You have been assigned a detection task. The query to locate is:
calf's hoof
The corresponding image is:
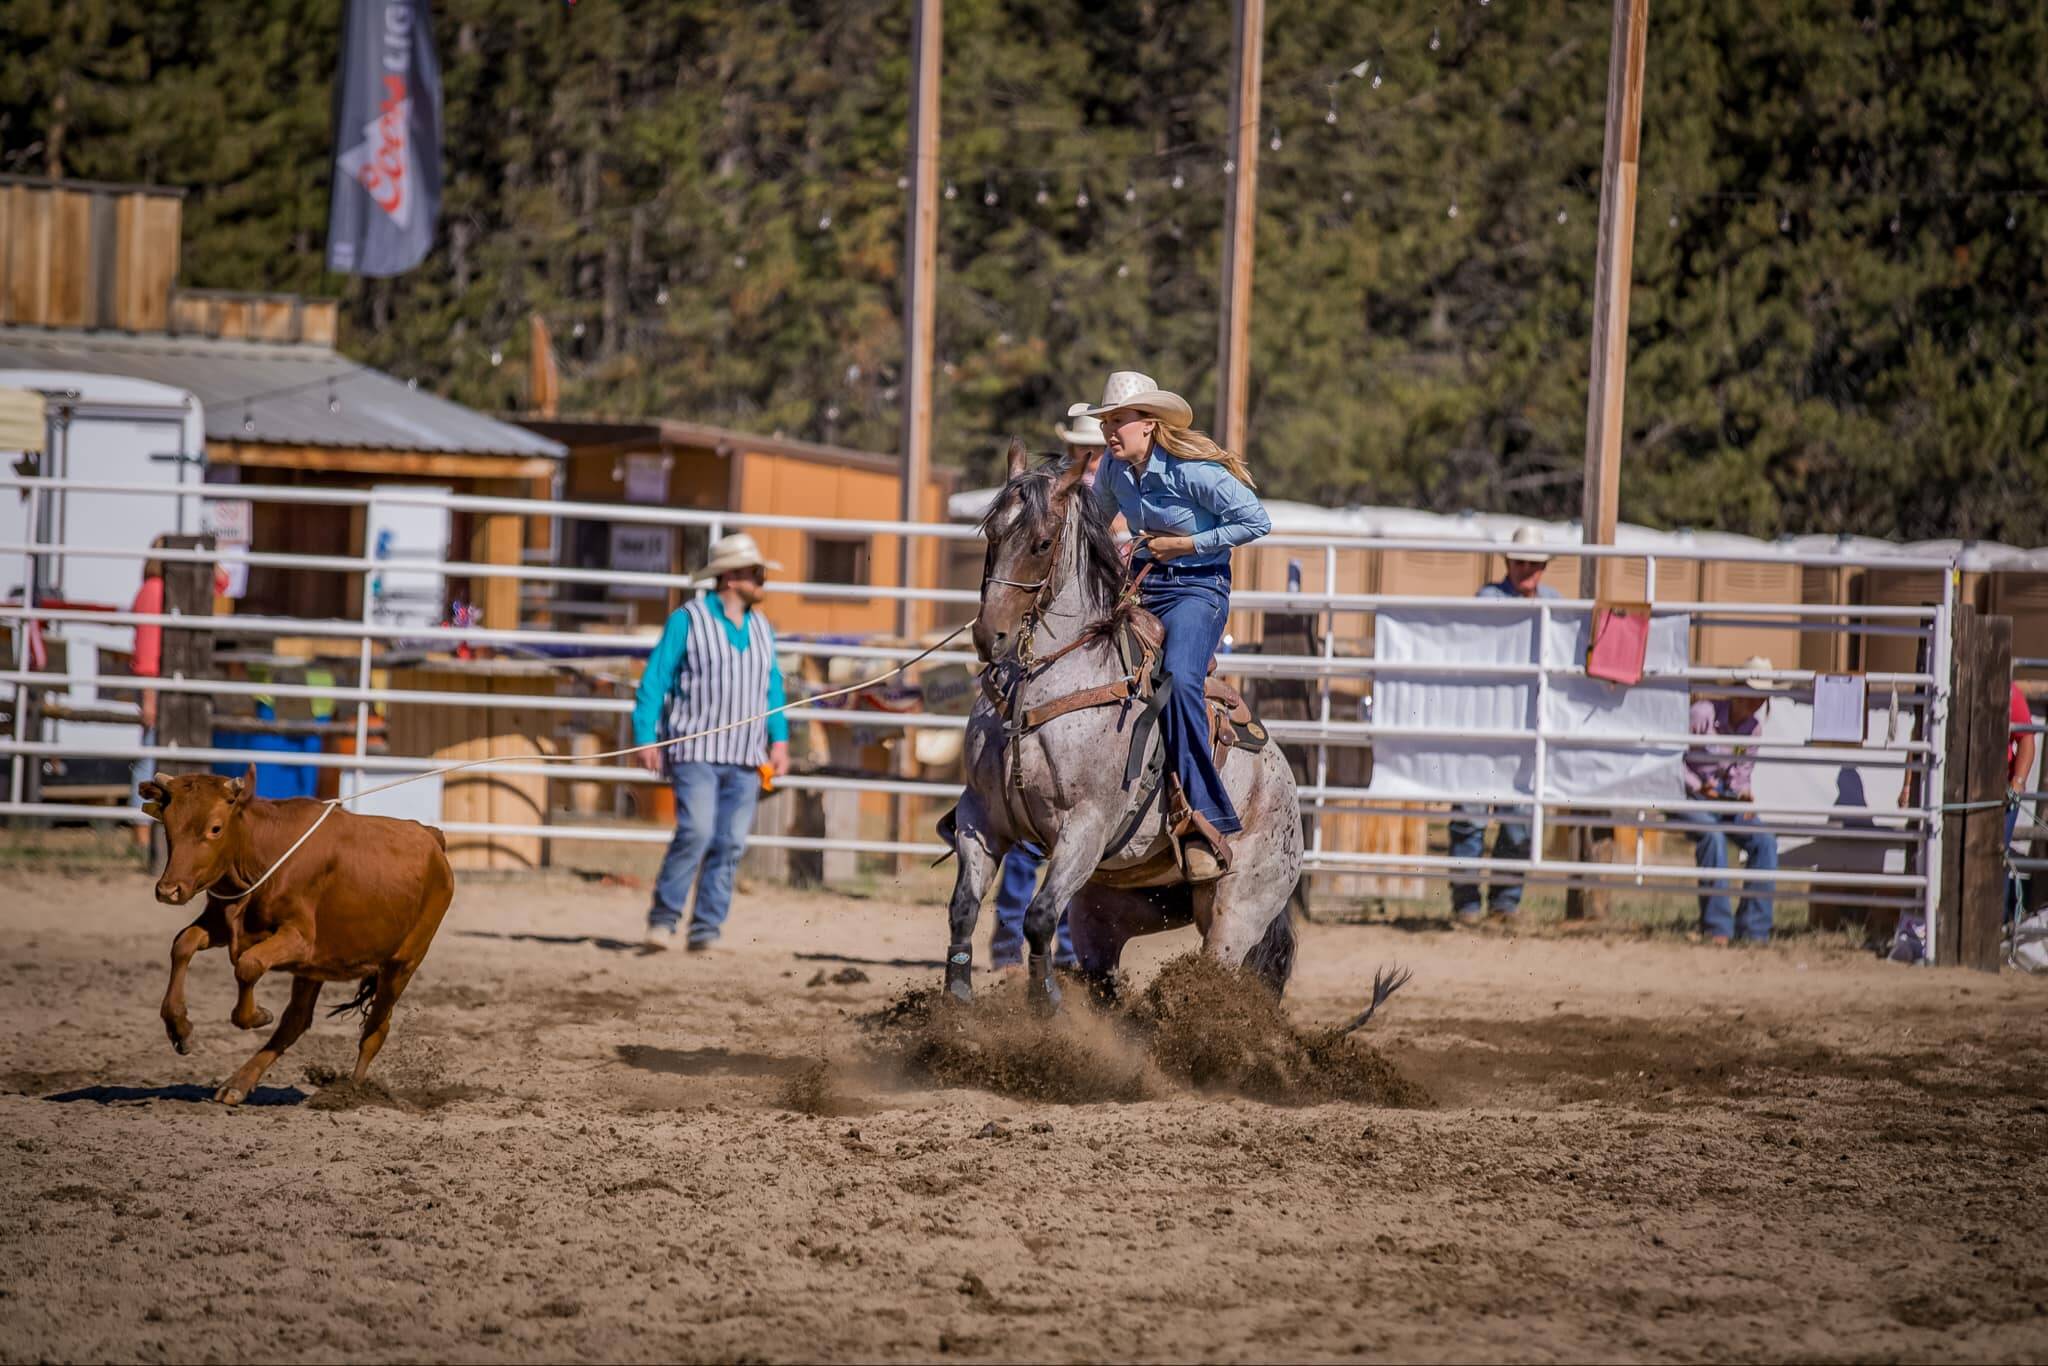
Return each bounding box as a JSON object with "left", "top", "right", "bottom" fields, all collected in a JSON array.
[
  {"left": 213, "top": 1084, "right": 247, "bottom": 1107},
  {"left": 232, "top": 1007, "right": 274, "bottom": 1031},
  {"left": 163, "top": 1015, "right": 194, "bottom": 1054}
]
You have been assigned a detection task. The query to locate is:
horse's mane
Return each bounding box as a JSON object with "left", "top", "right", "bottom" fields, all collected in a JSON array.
[{"left": 977, "top": 456, "right": 1126, "bottom": 613}]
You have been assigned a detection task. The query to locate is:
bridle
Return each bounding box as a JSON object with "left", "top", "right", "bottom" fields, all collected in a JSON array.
[{"left": 981, "top": 497, "right": 1073, "bottom": 671}]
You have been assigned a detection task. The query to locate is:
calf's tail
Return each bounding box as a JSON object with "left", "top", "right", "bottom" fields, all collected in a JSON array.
[{"left": 326, "top": 976, "right": 378, "bottom": 1019}]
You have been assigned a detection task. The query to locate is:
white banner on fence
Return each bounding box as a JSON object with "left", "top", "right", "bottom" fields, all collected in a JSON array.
[{"left": 1371, "top": 606, "right": 1691, "bottom": 802}]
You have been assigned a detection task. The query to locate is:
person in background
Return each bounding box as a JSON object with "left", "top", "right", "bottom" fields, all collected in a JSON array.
[
  {"left": 633, "top": 532, "right": 791, "bottom": 953},
  {"left": 2007, "top": 681, "right": 2036, "bottom": 918},
  {"left": 1447, "top": 526, "right": 1560, "bottom": 926},
  {"left": 1678, "top": 655, "right": 1783, "bottom": 945},
  {"left": 987, "top": 403, "right": 1108, "bottom": 971}
]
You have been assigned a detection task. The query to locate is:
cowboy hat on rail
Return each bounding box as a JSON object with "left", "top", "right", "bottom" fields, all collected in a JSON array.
[
  {"left": 1076, "top": 371, "right": 1195, "bottom": 427},
  {"left": 694, "top": 531, "right": 783, "bottom": 583},
  {"left": 1055, "top": 402, "right": 1107, "bottom": 448}
]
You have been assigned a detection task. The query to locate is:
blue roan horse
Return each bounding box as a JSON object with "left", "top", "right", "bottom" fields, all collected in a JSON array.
[{"left": 940, "top": 441, "right": 1303, "bottom": 1009}]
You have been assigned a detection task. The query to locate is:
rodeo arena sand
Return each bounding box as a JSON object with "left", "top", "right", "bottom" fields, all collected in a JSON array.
[{"left": 4, "top": 865, "right": 2047, "bottom": 1364}]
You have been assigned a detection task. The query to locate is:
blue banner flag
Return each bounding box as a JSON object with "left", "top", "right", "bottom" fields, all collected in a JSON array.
[{"left": 325, "top": 0, "right": 443, "bottom": 277}]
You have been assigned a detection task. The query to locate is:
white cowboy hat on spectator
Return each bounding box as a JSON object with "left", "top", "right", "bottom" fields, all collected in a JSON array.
[
  {"left": 1740, "top": 654, "right": 1791, "bottom": 691},
  {"left": 1076, "top": 371, "right": 1195, "bottom": 427},
  {"left": 1504, "top": 525, "right": 1554, "bottom": 564},
  {"left": 695, "top": 531, "right": 782, "bottom": 583},
  {"left": 1055, "top": 402, "right": 1107, "bottom": 447}
]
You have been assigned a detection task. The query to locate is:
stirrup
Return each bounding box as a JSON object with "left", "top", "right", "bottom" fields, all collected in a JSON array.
[{"left": 1167, "top": 785, "right": 1233, "bottom": 883}]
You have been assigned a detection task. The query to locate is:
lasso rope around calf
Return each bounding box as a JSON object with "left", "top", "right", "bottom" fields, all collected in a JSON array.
[{"left": 225, "top": 621, "right": 975, "bottom": 900}]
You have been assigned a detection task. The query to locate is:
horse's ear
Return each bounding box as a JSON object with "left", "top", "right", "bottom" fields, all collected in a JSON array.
[
  {"left": 1052, "top": 448, "right": 1089, "bottom": 499},
  {"left": 1005, "top": 438, "right": 1030, "bottom": 480}
]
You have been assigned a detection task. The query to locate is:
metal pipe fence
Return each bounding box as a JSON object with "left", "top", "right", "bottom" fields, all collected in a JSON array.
[{"left": 0, "top": 473, "right": 1958, "bottom": 943}]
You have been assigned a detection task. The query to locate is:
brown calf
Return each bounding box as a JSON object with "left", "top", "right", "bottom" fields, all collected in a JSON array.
[{"left": 139, "top": 766, "right": 455, "bottom": 1105}]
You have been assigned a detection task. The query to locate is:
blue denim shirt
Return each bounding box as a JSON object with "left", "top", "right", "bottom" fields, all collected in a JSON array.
[{"left": 1092, "top": 446, "right": 1272, "bottom": 570}]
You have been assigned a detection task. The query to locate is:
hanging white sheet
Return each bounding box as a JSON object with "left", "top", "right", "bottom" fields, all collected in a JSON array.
[{"left": 1371, "top": 605, "right": 1691, "bottom": 803}]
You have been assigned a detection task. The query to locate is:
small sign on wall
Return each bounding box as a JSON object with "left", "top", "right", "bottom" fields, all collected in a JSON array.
[
  {"left": 624, "top": 453, "right": 670, "bottom": 504},
  {"left": 609, "top": 522, "right": 673, "bottom": 598},
  {"left": 205, "top": 498, "right": 253, "bottom": 599}
]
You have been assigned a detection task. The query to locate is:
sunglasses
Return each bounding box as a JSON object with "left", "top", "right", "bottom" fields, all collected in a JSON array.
[{"left": 726, "top": 566, "right": 767, "bottom": 584}]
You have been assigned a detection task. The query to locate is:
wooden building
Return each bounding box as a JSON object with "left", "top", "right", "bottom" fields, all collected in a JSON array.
[
  {"left": 520, "top": 416, "right": 958, "bottom": 637},
  {"left": 0, "top": 174, "right": 565, "bottom": 628}
]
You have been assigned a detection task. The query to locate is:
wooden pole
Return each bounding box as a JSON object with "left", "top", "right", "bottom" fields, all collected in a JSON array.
[
  {"left": 1958, "top": 612, "right": 2013, "bottom": 971},
  {"left": 1214, "top": 0, "right": 1265, "bottom": 455},
  {"left": 1577, "top": 0, "right": 1649, "bottom": 600},
  {"left": 1564, "top": 0, "right": 1647, "bottom": 922},
  {"left": 896, "top": 0, "right": 942, "bottom": 641}
]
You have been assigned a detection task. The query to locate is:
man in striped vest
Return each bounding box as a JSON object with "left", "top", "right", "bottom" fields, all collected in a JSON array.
[{"left": 633, "top": 532, "right": 791, "bottom": 951}]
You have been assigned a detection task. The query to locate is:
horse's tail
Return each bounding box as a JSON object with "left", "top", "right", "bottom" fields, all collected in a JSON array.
[
  {"left": 1244, "top": 891, "right": 1299, "bottom": 997},
  {"left": 325, "top": 976, "right": 377, "bottom": 1019}
]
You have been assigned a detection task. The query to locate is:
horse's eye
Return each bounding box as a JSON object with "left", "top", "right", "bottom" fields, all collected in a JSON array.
[{"left": 1035, "top": 538, "right": 1053, "bottom": 553}]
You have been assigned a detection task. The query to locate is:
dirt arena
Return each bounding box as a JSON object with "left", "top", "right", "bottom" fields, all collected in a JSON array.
[{"left": 4, "top": 865, "right": 2048, "bottom": 1364}]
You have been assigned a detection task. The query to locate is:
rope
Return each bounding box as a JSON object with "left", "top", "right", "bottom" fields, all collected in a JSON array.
[{"left": 223, "top": 622, "right": 975, "bottom": 900}]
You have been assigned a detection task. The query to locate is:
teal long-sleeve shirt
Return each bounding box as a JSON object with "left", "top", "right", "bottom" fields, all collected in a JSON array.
[{"left": 632, "top": 595, "right": 790, "bottom": 747}]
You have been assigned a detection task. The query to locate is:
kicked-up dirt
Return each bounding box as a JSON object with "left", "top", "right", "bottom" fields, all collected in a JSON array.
[{"left": 2, "top": 867, "right": 2046, "bottom": 1362}]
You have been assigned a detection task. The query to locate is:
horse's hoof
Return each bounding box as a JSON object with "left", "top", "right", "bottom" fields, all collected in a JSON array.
[
  {"left": 945, "top": 978, "right": 974, "bottom": 1006},
  {"left": 1027, "top": 957, "right": 1063, "bottom": 1015}
]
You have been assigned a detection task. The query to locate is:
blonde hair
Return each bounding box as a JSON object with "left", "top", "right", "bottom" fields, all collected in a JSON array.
[{"left": 1152, "top": 421, "right": 1257, "bottom": 489}]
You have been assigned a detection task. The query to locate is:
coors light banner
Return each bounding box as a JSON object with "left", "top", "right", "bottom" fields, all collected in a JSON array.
[{"left": 324, "top": 0, "right": 443, "bottom": 277}]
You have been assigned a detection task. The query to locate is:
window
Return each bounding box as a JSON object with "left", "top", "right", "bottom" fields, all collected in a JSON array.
[{"left": 809, "top": 535, "right": 870, "bottom": 588}]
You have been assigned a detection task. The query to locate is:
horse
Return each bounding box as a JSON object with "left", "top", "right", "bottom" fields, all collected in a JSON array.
[{"left": 939, "top": 440, "right": 1304, "bottom": 1010}]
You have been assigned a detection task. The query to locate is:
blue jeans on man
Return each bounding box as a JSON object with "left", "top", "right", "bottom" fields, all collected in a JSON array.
[
  {"left": 649, "top": 761, "right": 761, "bottom": 946},
  {"left": 989, "top": 843, "right": 1076, "bottom": 969},
  {"left": 1674, "top": 808, "right": 1777, "bottom": 941},
  {"left": 1448, "top": 805, "right": 1531, "bottom": 916}
]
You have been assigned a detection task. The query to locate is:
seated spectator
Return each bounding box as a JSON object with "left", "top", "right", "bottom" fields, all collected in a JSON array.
[
  {"left": 1677, "top": 656, "right": 1781, "bottom": 944},
  {"left": 2008, "top": 681, "right": 2036, "bottom": 919}
]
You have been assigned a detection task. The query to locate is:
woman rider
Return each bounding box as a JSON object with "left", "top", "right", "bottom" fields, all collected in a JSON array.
[{"left": 1077, "top": 371, "right": 1272, "bottom": 881}]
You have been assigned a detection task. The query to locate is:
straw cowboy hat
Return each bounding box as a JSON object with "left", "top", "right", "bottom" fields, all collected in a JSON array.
[
  {"left": 1077, "top": 371, "right": 1195, "bottom": 427},
  {"left": 1740, "top": 654, "right": 1791, "bottom": 691},
  {"left": 694, "top": 531, "right": 782, "bottom": 583},
  {"left": 1054, "top": 402, "right": 1107, "bottom": 448},
  {"left": 1504, "top": 525, "right": 1554, "bottom": 565}
]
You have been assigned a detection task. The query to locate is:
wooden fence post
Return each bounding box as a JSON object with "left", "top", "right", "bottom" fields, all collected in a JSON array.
[
  {"left": 1958, "top": 613, "right": 2012, "bottom": 971},
  {"left": 156, "top": 534, "right": 216, "bottom": 778},
  {"left": 1936, "top": 604, "right": 1974, "bottom": 966}
]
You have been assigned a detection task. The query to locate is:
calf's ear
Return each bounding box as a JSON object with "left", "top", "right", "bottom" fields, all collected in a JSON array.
[
  {"left": 137, "top": 778, "right": 168, "bottom": 820},
  {"left": 230, "top": 762, "right": 257, "bottom": 806}
]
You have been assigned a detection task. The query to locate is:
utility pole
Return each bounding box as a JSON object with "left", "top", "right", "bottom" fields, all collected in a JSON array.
[
  {"left": 1567, "top": 0, "right": 1649, "bottom": 923},
  {"left": 1577, "top": 0, "right": 1649, "bottom": 600},
  {"left": 897, "top": 0, "right": 942, "bottom": 639},
  {"left": 1215, "top": 0, "right": 1265, "bottom": 455}
]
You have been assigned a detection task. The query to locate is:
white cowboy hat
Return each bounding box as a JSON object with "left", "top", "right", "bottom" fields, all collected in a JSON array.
[
  {"left": 695, "top": 531, "right": 782, "bottom": 583},
  {"left": 1076, "top": 371, "right": 1195, "bottom": 427},
  {"left": 1740, "top": 655, "right": 1791, "bottom": 691},
  {"left": 1504, "top": 526, "right": 1554, "bottom": 565},
  {"left": 1054, "top": 402, "right": 1107, "bottom": 448}
]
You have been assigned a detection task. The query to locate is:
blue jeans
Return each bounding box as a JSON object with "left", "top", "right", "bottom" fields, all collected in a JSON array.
[
  {"left": 989, "top": 844, "right": 1075, "bottom": 968},
  {"left": 1140, "top": 566, "right": 1240, "bottom": 834},
  {"left": 1448, "top": 805, "right": 1531, "bottom": 914},
  {"left": 649, "top": 761, "right": 761, "bottom": 944},
  {"left": 1675, "top": 809, "right": 1777, "bottom": 941}
]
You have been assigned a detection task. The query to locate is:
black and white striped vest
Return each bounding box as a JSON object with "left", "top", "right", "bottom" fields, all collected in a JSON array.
[{"left": 659, "top": 596, "right": 776, "bottom": 767}]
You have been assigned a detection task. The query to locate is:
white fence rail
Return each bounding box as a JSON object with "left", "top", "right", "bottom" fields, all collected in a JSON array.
[{"left": 0, "top": 474, "right": 1961, "bottom": 949}]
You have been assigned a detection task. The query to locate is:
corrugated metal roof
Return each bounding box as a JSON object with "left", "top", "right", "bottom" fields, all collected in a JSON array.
[{"left": 0, "top": 327, "right": 563, "bottom": 459}]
